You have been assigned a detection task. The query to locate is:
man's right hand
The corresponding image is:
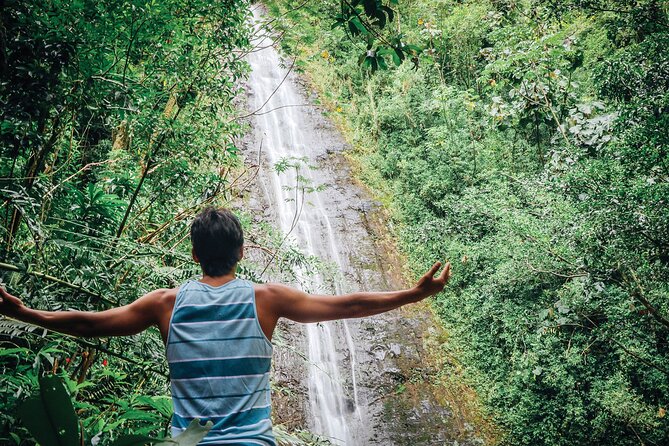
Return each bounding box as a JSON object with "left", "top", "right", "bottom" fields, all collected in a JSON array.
[
  {"left": 0, "top": 286, "right": 26, "bottom": 318},
  {"left": 413, "top": 261, "right": 452, "bottom": 299}
]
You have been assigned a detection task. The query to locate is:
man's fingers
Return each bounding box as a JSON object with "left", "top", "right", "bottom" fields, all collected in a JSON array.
[
  {"left": 425, "top": 261, "right": 442, "bottom": 278},
  {"left": 439, "top": 262, "right": 451, "bottom": 281},
  {"left": 0, "top": 288, "right": 20, "bottom": 305}
]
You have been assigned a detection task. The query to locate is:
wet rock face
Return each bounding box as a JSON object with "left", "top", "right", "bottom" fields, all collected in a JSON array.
[
  {"left": 352, "top": 309, "right": 489, "bottom": 446},
  {"left": 271, "top": 320, "right": 308, "bottom": 431},
  {"left": 360, "top": 315, "right": 449, "bottom": 444}
]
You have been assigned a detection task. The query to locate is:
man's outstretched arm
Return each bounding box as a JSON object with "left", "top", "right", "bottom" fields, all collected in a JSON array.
[
  {"left": 257, "top": 261, "right": 451, "bottom": 324},
  {"left": 0, "top": 287, "right": 169, "bottom": 338}
]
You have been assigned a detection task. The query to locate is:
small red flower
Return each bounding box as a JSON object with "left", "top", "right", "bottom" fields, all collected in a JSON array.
[
  {"left": 102, "top": 359, "right": 108, "bottom": 367},
  {"left": 65, "top": 357, "right": 71, "bottom": 364}
]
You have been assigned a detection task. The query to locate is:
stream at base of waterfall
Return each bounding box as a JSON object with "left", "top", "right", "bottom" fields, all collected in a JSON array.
[{"left": 239, "top": 5, "right": 482, "bottom": 445}]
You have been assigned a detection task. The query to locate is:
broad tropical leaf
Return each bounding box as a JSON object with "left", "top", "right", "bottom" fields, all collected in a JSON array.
[{"left": 17, "top": 375, "right": 80, "bottom": 446}]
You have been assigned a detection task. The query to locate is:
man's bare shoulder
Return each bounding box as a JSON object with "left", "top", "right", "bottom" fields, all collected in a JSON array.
[
  {"left": 157, "top": 287, "right": 179, "bottom": 304},
  {"left": 253, "top": 283, "right": 298, "bottom": 297},
  {"left": 253, "top": 283, "right": 303, "bottom": 309},
  {"left": 140, "top": 287, "right": 178, "bottom": 300},
  {"left": 137, "top": 287, "right": 179, "bottom": 312},
  {"left": 253, "top": 283, "right": 305, "bottom": 326}
]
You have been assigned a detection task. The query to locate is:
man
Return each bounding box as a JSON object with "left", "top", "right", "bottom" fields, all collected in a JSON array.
[{"left": 0, "top": 207, "right": 451, "bottom": 445}]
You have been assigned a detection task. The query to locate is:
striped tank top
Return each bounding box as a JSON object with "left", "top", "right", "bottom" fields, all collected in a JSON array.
[{"left": 166, "top": 279, "right": 276, "bottom": 446}]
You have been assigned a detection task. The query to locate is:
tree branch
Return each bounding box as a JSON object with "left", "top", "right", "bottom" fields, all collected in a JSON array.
[
  {"left": 0, "top": 262, "right": 115, "bottom": 306},
  {"left": 624, "top": 268, "right": 669, "bottom": 331}
]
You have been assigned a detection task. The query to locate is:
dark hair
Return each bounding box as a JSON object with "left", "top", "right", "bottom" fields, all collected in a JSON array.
[{"left": 190, "top": 207, "right": 244, "bottom": 276}]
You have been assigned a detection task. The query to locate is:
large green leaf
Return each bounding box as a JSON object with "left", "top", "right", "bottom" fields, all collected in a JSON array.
[
  {"left": 154, "top": 419, "right": 213, "bottom": 446},
  {"left": 119, "top": 409, "right": 161, "bottom": 422},
  {"left": 135, "top": 395, "right": 173, "bottom": 418},
  {"left": 111, "top": 419, "right": 213, "bottom": 446},
  {"left": 17, "top": 375, "right": 80, "bottom": 446}
]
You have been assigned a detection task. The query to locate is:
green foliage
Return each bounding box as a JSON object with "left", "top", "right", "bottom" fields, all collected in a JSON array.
[
  {"left": 266, "top": 0, "right": 669, "bottom": 444},
  {"left": 273, "top": 426, "right": 333, "bottom": 445},
  {"left": 331, "top": 0, "right": 422, "bottom": 71},
  {"left": 15, "top": 373, "right": 211, "bottom": 446},
  {"left": 18, "top": 375, "right": 80, "bottom": 446},
  {"left": 0, "top": 0, "right": 324, "bottom": 444}
]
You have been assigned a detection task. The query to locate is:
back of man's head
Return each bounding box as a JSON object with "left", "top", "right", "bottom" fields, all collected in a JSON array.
[{"left": 191, "top": 207, "right": 244, "bottom": 277}]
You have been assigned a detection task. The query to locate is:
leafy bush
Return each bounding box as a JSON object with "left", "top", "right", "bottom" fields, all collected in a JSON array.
[
  {"left": 265, "top": 0, "right": 669, "bottom": 444},
  {"left": 0, "top": 0, "right": 324, "bottom": 444}
]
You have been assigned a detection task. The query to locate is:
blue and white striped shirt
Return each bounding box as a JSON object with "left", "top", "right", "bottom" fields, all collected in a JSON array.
[{"left": 166, "top": 279, "right": 276, "bottom": 446}]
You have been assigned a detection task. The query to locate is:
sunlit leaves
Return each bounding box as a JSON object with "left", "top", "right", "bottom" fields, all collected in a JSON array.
[{"left": 331, "top": 0, "right": 421, "bottom": 71}]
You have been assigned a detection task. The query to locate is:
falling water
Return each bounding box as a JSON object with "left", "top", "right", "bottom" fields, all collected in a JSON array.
[{"left": 243, "top": 7, "right": 362, "bottom": 445}]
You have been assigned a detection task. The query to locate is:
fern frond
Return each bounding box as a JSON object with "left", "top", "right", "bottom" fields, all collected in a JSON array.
[{"left": 0, "top": 317, "right": 46, "bottom": 339}]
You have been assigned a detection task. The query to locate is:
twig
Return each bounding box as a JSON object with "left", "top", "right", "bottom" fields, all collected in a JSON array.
[
  {"left": 252, "top": 103, "right": 323, "bottom": 116},
  {"left": 246, "top": 244, "right": 278, "bottom": 256},
  {"left": 44, "top": 160, "right": 113, "bottom": 197},
  {"left": 582, "top": 314, "right": 669, "bottom": 376},
  {"left": 231, "top": 57, "right": 297, "bottom": 121},
  {"left": 610, "top": 337, "right": 669, "bottom": 376},
  {"left": 524, "top": 233, "right": 581, "bottom": 269},
  {"left": 260, "top": 164, "right": 307, "bottom": 277},
  {"left": 525, "top": 261, "right": 589, "bottom": 279},
  {"left": 341, "top": 0, "right": 394, "bottom": 48},
  {"left": 74, "top": 337, "right": 169, "bottom": 378}
]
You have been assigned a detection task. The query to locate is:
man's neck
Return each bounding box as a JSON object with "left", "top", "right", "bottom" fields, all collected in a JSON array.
[{"left": 198, "top": 272, "right": 237, "bottom": 287}]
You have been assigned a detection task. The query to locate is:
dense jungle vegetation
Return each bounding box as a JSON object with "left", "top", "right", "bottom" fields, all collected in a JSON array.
[
  {"left": 0, "top": 1, "right": 324, "bottom": 444},
  {"left": 264, "top": 0, "right": 669, "bottom": 445},
  {"left": 1, "top": 0, "right": 667, "bottom": 445}
]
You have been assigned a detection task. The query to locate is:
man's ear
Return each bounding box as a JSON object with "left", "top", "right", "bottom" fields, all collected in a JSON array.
[
  {"left": 238, "top": 245, "right": 244, "bottom": 261},
  {"left": 192, "top": 248, "right": 200, "bottom": 264}
]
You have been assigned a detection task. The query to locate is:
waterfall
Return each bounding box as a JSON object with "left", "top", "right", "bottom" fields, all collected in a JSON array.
[{"left": 243, "top": 7, "right": 362, "bottom": 445}]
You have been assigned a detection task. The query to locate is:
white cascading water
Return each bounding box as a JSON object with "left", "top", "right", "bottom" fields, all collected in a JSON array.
[{"left": 243, "top": 7, "right": 362, "bottom": 445}]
